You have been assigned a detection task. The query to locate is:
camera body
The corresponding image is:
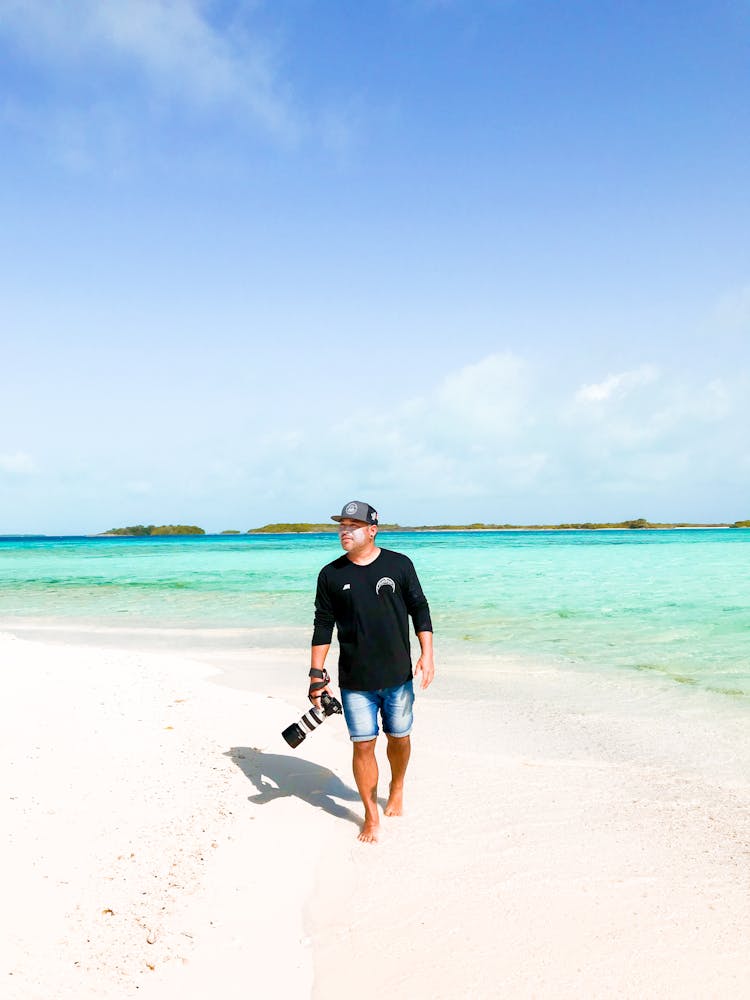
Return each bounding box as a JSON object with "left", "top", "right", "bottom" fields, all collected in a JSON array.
[{"left": 282, "top": 690, "right": 343, "bottom": 748}]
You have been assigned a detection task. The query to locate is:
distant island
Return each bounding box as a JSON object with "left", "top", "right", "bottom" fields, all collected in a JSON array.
[
  {"left": 101, "top": 524, "right": 205, "bottom": 536},
  {"left": 249, "top": 519, "right": 749, "bottom": 533},
  {"left": 96, "top": 518, "right": 750, "bottom": 537}
]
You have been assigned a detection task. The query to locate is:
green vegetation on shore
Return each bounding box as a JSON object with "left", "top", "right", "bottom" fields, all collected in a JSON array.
[
  {"left": 102, "top": 525, "right": 205, "bottom": 536},
  {"left": 97, "top": 518, "right": 749, "bottom": 536},
  {"left": 248, "top": 522, "right": 402, "bottom": 533},
  {"left": 249, "top": 518, "right": 747, "bottom": 533}
]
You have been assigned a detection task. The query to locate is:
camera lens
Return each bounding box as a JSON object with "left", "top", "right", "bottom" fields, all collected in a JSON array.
[{"left": 281, "top": 722, "right": 306, "bottom": 748}]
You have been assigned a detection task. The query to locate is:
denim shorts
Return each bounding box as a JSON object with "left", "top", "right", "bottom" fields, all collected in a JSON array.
[{"left": 341, "top": 680, "right": 415, "bottom": 742}]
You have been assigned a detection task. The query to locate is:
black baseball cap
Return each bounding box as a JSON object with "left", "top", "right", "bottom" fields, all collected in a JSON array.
[{"left": 331, "top": 501, "right": 379, "bottom": 525}]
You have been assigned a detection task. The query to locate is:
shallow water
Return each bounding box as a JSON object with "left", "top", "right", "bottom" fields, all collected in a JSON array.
[{"left": 1, "top": 530, "right": 748, "bottom": 699}]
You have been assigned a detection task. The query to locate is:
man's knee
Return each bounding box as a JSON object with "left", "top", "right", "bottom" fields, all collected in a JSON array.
[
  {"left": 352, "top": 737, "right": 377, "bottom": 758},
  {"left": 386, "top": 733, "right": 410, "bottom": 745}
]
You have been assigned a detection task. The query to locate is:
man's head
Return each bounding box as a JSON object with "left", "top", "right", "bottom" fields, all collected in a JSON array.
[{"left": 331, "top": 500, "right": 378, "bottom": 553}]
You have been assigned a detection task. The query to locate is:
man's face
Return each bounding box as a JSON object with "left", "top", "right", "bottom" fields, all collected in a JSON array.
[{"left": 337, "top": 518, "right": 373, "bottom": 552}]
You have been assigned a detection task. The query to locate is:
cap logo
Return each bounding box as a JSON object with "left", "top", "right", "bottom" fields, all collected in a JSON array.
[
  {"left": 370, "top": 511, "right": 377, "bottom": 521},
  {"left": 345, "top": 502, "right": 359, "bottom": 515}
]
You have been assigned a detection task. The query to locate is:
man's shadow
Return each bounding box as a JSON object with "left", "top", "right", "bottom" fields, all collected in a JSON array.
[{"left": 226, "top": 748, "right": 363, "bottom": 827}]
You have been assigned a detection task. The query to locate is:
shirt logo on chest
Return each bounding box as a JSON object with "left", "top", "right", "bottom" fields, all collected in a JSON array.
[
  {"left": 342, "top": 583, "right": 350, "bottom": 590},
  {"left": 375, "top": 577, "right": 395, "bottom": 595}
]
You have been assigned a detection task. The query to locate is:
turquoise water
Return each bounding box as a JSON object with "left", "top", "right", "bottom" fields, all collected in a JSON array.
[{"left": 1, "top": 531, "right": 749, "bottom": 699}]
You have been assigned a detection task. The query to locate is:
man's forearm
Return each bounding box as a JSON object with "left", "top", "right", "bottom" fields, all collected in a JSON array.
[
  {"left": 309, "top": 644, "right": 332, "bottom": 704},
  {"left": 417, "top": 631, "right": 433, "bottom": 656},
  {"left": 311, "top": 643, "right": 331, "bottom": 672}
]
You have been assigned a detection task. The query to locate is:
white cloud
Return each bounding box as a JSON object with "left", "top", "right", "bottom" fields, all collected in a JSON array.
[
  {"left": 5, "top": 356, "right": 748, "bottom": 528},
  {"left": 240, "top": 354, "right": 750, "bottom": 520},
  {"left": 575, "top": 365, "right": 658, "bottom": 404},
  {"left": 336, "top": 353, "right": 543, "bottom": 495},
  {"left": 569, "top": 371, "right": 733, "bottom": 449},
  {"left": 0, "top": 451, "right": 36, "bottom": 475},
  {"left": 0, "top": 0, "right": 296, "bottom": 139},
  {"left": 436, "top": 352, "right": 527, "bottom": 431}
]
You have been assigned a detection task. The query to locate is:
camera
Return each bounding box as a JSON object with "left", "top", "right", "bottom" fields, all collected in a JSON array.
[{"left": 282, "top": 690, "right": 343, "bottom": 748}]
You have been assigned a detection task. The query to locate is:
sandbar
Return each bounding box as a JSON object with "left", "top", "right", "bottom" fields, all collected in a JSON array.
[{"left": 2, "top": 632, "right": 749, "bottom": 998}]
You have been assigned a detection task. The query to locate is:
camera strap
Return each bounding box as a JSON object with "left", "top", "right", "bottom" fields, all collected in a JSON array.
[{"left": 308, "top": 667, "right": 330, "bottom": 701}]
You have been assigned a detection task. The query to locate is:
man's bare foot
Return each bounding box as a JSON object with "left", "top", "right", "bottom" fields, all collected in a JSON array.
[
  {"left": 358, "top": 818, "right": 380, "bottom": 843},
  {"left": 384, "top": 784, "right": 404, "bottom": 817}
]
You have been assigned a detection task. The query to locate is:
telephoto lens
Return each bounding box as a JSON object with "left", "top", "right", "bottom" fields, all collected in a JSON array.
[{"left": 282, "top": 691, "right": 343, "bottom": 748}]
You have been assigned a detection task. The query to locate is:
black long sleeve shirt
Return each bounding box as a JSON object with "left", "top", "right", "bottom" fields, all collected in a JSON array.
[{"left": 312, "top": 547, "right": 433, "bottom": 691}]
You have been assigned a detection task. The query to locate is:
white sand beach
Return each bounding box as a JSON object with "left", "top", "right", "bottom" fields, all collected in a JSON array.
[{"left": 2, "top": 631, "right": 750, "bottom": 999}]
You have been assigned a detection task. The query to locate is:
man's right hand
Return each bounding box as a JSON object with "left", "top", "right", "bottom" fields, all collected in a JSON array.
[
  {"left": 309, "top": 682, "right": 334, "bottom": 711},
  {"left": 309, "top": 644, "right": 332, "bottom": 710},
  {"left": 308, "top": 662, "right": 332, "bottom": 710}
]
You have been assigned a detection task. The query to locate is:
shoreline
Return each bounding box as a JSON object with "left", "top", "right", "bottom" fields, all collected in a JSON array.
[
  {"left": 249, "top": 525, "right": 736, "bottom": 534},
  {"left": 3, "top": 629, "right": 750, "bottom": 998},
  {"left": 1, "top": 525, "right": 741, "bottom": 540}
]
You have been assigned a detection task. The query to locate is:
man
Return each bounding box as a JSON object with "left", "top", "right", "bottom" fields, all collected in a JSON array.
[{"left": 309, "top": 500, "right": 434, "bottom": 843}]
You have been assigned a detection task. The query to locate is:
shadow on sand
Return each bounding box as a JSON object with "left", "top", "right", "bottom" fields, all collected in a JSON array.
[{"left": 226, "top": 747, "right": 363, "bottom": 827}]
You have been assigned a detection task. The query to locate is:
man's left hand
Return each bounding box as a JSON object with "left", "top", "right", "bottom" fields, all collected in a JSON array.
[{"left": 413, "top": 653, "right": 435, "bottom": 690}]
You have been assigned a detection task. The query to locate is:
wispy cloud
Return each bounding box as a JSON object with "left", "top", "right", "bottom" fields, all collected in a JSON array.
[
  {"left": 575, "top": 365, "right": 658, "bottom": 404},
  {"left": 235, "top": 354, "right": 749, "bottom": 520},
  {"left": 0, "top": 0, "right": 297, "bottom": 149},
  {"left": 6, "top": 356, "right": 748, "bottom": 527},
  {"left": 435, "top": 353, "right": 528, "bottom": 433}
]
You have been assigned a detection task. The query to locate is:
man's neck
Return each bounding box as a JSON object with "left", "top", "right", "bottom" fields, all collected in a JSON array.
[{"left": 346, "top": 544, "right": 381, "bottom": 566}]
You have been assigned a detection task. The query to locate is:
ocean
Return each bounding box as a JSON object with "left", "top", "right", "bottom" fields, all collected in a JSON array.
[{"left": 1, "top": 530, "right": 748, "bottom": 702}]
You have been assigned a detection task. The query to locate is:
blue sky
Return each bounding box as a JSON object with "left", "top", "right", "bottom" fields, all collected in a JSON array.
[{"left": 1, "top": 0, "right": 748, "bottom": 532}]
